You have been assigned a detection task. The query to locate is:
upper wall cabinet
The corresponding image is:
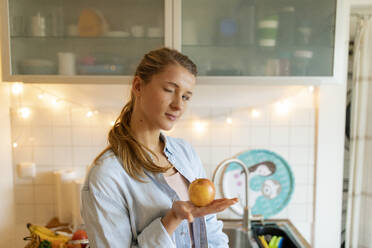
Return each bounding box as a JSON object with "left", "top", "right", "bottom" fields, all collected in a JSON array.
[
  {"left": 1, "top": 0, "right": 346, "bottom": 84},
  {"left": 1, "top": 0, "right": 171, "bottom": 83},
  {"left": 174, "top": 0, "right": 345, "bottom": 84}
]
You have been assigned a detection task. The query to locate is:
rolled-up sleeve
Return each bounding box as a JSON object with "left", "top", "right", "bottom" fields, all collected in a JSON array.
[{"left": 81, "top": 185, "right": 176, "bottom": 248}]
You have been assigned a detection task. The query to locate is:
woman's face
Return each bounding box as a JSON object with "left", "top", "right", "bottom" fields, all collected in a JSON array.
[{"left": 135, "top": 64, "right": 196, "bottom": 131}]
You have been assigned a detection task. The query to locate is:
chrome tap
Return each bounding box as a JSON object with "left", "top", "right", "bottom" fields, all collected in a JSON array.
[{"left": 212, "top": 158, "right": 251, "bottom": 230}]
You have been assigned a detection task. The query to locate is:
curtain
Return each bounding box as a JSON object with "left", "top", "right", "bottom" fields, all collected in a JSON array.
[{"left": 346, "top": 15, "right": 372, "bottom": 248}]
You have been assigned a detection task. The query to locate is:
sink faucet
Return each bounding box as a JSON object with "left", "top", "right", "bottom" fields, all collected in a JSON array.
[{"left": 212, "top": 158, "right": 251, "bottom": 231}]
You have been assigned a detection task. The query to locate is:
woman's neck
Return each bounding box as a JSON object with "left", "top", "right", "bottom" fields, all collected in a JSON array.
[{"left": 130, "top": 112, "right": 162, "bottom": 153}]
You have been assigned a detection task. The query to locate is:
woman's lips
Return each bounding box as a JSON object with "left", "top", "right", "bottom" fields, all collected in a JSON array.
[{"left": 165, "top": 113, "right": 177, "bottom": 121}]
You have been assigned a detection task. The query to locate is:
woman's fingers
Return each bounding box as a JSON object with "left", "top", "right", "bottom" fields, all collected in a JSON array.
[
  {"left": 208, "top": 198, "right": 239, "bottom": 209},
  {"left": 172, "top": 198, "right": 238, "bottom": 222},
  {"left": 192, "top": 198, "right": 238, "bottom": 217}
]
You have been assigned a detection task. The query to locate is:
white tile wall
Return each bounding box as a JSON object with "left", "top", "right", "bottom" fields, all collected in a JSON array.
[
  {"left": 15, "top": 204, "right": 34, "bottom": 224},
  {"left": 270, "top": 126, "right": 290, "bottom": 146},
  {"left": 10, "top": 90, "right": 315, "bottom": 246},
  {"left": 231, "top": 127, "right": 252, "bottom": 146},
  {"left": 33, "top": 147, "right": 54, "bottom": 166},
  {"left": 14, "top": 185, "right": 34, "bottom": 204}
]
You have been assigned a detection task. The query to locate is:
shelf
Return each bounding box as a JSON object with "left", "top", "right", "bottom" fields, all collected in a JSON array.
[
  {"left": 10, "top": 36, "right": 164, "bottom": 41},
  {"left": 182, "top": 44, "right": 334, "bottom": 50}
]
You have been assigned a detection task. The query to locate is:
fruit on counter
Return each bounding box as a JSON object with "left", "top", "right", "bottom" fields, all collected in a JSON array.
[
  {"left": 26, "top": 223, "right": 70, "bottom": 247},
  {"left": 39, "top": 240, "right": 52, "bottom": 248},
  {"left": 188, "top": 178, "right": 216, "bottom": 207},
  {"left": 72, "top": 229, "right": 87, "bottom": 240},
  {"left": 70, "top": 229, "right": 89, "bottom": 248}
]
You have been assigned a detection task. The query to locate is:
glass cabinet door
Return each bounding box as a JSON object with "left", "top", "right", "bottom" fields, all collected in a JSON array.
[
  {"left": 181, "top": 0, "right": 336, "bottom": 77},
  {"left": 8, "top": 0, "right": 165, "bottom": 76}
]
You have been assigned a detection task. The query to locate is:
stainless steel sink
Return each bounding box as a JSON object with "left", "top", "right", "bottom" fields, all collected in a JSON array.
[
  {"left": 221, "top": 219, "right": 311, "bottom": 248},
  {"left": 252, "top": 223, "right": 300, "bottom": 248},
  {"left": 223, "top": 228, "right": 254, "bottom": 248}
]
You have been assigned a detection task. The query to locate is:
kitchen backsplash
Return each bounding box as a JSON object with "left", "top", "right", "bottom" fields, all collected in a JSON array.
[{"left": 10, "top": 87, "right": 315, "bottom": 247}]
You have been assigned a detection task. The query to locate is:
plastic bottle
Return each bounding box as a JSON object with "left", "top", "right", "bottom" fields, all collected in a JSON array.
[
  {"left": 237, "top": 0, "right": 256, "bottom": 45},
  {"left": 277, "top": 6, "right": 295, "bottom": 47},
  {"left": 293, "top": 50, "right": 313, "bottom": 75}
]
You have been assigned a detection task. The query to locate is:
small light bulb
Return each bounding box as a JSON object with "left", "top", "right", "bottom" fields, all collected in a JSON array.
[
  {"left": 275, "top": 100, "right": 290, "bottom": 115},
  {"left": 308, "top": 86, "right": 315, "bottom": 93},
  {"left": 18, "top": 107, "right": 31, "bottom": 119},
  {"left": 12, "top": 83, "right": 24, "bottom": 95},
  {"left": 13, "top": 142, "right": 18, "bottom": 148},
  {"left": 86, "top": 111, "right": 93, "bottom": 118},
  {"left": 51, "top": 98, "right": 64, "bottom": 108},
  {"left": 51, "top": 98, "right": 58, "bottom": 105},
  {"left": 193, "top": 120, "right": 207, "bottom": 133},
  {"left": 38, "top": 93, "right": 45, "bottom": 99},
  {"left": 226, "top": 117, "right": 232, "bottom": 124},
  {"left": 251, "top": 109, "right": 261, "bottom": 118}
]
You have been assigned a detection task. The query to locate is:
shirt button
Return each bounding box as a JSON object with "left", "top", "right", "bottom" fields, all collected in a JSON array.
[{"left": 180, "top": 231, "right": 185, "bottom": 235}]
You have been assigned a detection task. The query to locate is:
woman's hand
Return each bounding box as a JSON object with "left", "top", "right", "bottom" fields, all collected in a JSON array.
[
  {"left": 171, "top": 198, "right": 238, "bottom": 223},
  {"left": 161, "top": 198, "right": 238, "bottom": 235}
]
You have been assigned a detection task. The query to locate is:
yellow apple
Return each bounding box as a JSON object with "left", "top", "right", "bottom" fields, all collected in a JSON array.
[{"left": 188, "top": 178, "right": 215, "bottom": 207}]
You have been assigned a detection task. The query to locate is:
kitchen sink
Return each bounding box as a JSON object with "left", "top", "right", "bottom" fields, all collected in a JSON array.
[
  {"left": 252, "top": 223, "right": 301, "bottom": 248},
  {"left": 223, "top": 228, "right": 254, "bottom": 248},
  {"left": 221, "top": 219, "right": 311, "bottom": 248}
]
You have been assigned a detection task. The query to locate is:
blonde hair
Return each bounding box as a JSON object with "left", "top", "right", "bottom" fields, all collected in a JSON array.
[{"left": 94, "top": 47, "right": 197, "bottom": 182}]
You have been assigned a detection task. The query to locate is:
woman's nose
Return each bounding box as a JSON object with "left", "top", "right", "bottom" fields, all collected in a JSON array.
[{"left": 170, "top": 95, "right": 183, "bottom": 110}]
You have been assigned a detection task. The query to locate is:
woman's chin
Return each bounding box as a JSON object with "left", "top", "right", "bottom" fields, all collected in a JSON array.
[
  {"left": 160, "top": 122, "right": 176, "bottom": 131},
  {"left": 161, "top": 125, "right": 174, "bottom": 132}
]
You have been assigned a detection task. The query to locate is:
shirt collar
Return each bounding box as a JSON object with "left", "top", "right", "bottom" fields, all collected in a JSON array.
[{"left": 160, "top": 132, "right": 173, "bottom": 156}]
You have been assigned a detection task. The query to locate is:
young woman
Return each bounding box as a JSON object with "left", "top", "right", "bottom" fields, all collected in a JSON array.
[{"left": 81, "top": 47, "right": 238, "bottom": 248}]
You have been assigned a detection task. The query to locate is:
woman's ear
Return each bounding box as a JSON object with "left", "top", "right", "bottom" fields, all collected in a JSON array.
[{"left": 132, "top": 76, "right": 143, "bottom": 97}]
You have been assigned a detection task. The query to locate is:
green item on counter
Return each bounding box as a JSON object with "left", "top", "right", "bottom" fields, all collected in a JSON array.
[
  {"left": 269, "top": 236, "right": 277, "bottom": 248},
  {"left": 275, "top": 237, "right": 283, "bottom": 248},
  {"left": 39, "top": 240, "right": 52, "bottom": 248}
]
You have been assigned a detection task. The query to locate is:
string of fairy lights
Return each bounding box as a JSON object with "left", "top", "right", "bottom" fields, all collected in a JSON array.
[{"left": 9, "top": 82, "right": 315, "bottom": 148}]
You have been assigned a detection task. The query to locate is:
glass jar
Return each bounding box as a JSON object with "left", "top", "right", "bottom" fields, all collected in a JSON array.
[{"left": 292, "top": 50, "right": 313, "bottom": 75}]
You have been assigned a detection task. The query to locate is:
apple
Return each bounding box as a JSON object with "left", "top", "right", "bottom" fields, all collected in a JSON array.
[
  {"left": 71, "top": 229, "right": 88, "bottom": 248},
  {"left": 188, "top": 178, "right": 215, "bottom": 207}
]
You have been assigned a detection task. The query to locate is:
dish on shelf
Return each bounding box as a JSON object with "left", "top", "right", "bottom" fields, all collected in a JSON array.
[
  {"left": 147, "top": 27, "right": 162, "bottom": 38},
  {"left": 78, "top": 8, "right": 109, "bottom": 37},
  {"left": 77, "top": 64, "right": 124, "bottom": 75},
  {"left": 18, "top": 59, "right": 56, "bottom": 74}
]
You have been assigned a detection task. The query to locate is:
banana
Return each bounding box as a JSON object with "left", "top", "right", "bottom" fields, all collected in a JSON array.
[
  {"left": 27, "top": 223, "right": 70, "bottom": 244},
  {"left": 24, "top": 233, "right": 41, "bottom": 248}
]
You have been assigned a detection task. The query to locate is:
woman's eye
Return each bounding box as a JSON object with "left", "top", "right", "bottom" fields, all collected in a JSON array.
[
  {"left": 182, "top": 95, "right": 191, "bottom": 101},
  {"left": 164, "top": 88, "right": 173, "bottom": 93}
]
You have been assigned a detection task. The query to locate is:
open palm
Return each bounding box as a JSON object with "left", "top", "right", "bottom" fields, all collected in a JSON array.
[{"left": 171, "top": 198, "right": 238, "bottom": 223}]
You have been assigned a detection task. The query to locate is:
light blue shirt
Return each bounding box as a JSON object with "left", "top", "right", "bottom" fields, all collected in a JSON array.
[{"left": 81, "top": 134, "right": 229, "bottom": 248}]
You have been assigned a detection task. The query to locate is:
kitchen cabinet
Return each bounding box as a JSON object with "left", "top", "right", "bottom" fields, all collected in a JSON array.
[
  {"left": 1, "top": 0, "right": 171, "bottom": 83},
  {"left": 173, "top": 0, "right": 346, "bottom": 84},
  {"left": 1, "top": 0, "right": 346, "bottom": 84}
]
